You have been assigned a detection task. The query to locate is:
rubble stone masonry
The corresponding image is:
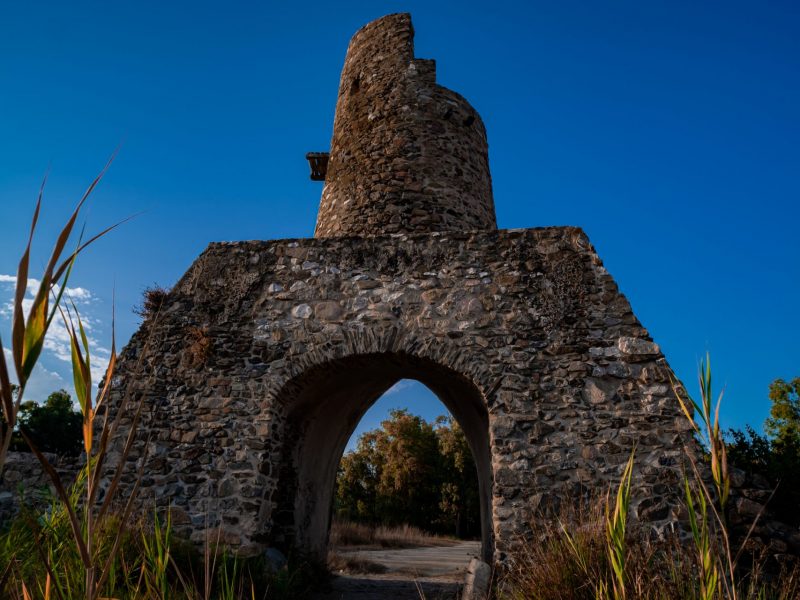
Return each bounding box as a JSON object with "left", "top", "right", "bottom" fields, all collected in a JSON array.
[
  {"left": 94, "top": 13, "right": 735, "bottom": 565},
  {"left": 315, "top": 13, "right": 496, "bottom": 238}
]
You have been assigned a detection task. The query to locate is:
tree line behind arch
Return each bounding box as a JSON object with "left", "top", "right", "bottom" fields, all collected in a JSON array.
[{"left": 334, "top": 408, "right": 481, "bottom": 539}]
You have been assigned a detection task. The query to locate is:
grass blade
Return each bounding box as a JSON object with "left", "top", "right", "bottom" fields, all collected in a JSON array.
[
  {"left": 20, "top": 430, "right": 91, "bottom": 567},
  {"left": 0, "top": 335, "right": 14, "bottom": 426},
  {"left": 11, "top": 177, "right": 43, "bottom": 383},
  {"left": 51, "top": 214, "right": 138, "bottom": 286}
]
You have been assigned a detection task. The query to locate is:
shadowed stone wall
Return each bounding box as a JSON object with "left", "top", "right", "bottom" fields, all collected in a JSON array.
[
  {"left": 108, "top": 227, "right": 691, "bottom": 561},
  {"left": 105, "top": 13, "right": 695, "bottom": 564},
  {"left": 0, "top": 452, "right": 81, "bottom": 524}
]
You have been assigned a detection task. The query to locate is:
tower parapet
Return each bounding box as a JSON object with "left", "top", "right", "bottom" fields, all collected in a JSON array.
[{"left": 314, "top": 13, "right": 496, "bottom": 238}]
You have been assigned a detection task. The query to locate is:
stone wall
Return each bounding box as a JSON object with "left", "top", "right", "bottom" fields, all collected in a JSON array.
[
  {"left": 6, "top": 12, "right": 797, "bottom": 574},
  {"left": 728, "top": 467, "right": 800, "bottom": 568},
  {"left": 314, "top": 13, "right": 496, "bottom": 237},
  {"left": 106, "top": 226, "right": 693, "bottom": 561},
  {"left": 0, "top": 452, "right": 82, "bottom": 524},
  {"left": 100, "top": 11, "right": 717, "bottom": 566}
]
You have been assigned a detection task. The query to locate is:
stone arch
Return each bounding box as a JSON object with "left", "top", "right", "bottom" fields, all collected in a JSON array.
[
  {"left": 266, "top": 348, "right": 495, "bottom": 563},
  {"left": 102, "top": 11, "right": 695, "bottom": 568}
]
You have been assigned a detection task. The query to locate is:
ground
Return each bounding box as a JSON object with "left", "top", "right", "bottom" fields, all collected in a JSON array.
[{"left": 314, "top": 541, "right": 480, "bottom": 599}]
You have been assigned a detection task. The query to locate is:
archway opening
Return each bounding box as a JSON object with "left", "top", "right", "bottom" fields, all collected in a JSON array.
[
  {"left": 269, "top": 352, "right": 493, "bottom": 563},
  {"left": 332, "top": 379, "right": 482, "bottom": 552}
]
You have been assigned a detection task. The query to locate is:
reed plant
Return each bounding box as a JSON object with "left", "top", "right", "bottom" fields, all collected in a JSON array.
[
  {"left": 0, "top": 159, "right": 122, "bottom": 475},
  {"left": 674, "top": 355, "right": 737, "bottom": 598},
  {"left": 602, "top": 449, "right": 634, "bottom": 600},
  {"left": 140, "top": 510, "right": 172, "bottom": 599},
  {"left": 1, "top": 169, "right": 312, "bottom": 599},
  {"left": 0, "top": 162, "right": 146, "bottom": 598}
]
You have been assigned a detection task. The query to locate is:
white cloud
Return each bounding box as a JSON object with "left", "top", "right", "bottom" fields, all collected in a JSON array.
[
  {"left": 1, "top": 347, "right": 62, "bottom": 389},
  {"left": 384, "top": 380, "right": 414, "bottom": 396},
  {"left": 65, "top": 287, "right": 93, "bottom": 302},
  {"left": 17, "top": 363, "right": 69, "bottom": 405},
  {"left": 39, "top": 365, "right": 64, "bottom": 381},
  {"left": 0, "top": 274, "right": 108, "bottom": 392},
  {"left": 0, "top": 274, "right": 94, "bottom": 307}
]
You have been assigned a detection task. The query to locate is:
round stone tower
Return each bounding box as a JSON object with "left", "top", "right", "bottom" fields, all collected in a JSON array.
[{"left": 314, "top": 13, "right": 497, "bottom": 238}]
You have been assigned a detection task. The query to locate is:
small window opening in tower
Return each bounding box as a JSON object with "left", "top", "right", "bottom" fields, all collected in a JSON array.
[{"left": 330, "top": 379, "right": 482, "bottom": 578}]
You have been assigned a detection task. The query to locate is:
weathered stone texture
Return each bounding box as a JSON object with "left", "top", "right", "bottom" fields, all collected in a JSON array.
[
  {"left": 103, "top": 12, "right": 699, "bottom": 566},
  {"left": 728, "top": 467, "right": 800, "bottom": 568},
  {"left": 315, "top": 13, "right": 496, "bottom": 238},
  {"left": 0, "top": 452, "right": 82, "bottom": 523},
  {"left": 108, "top": 227, "right": 691, "bottom": 561}
]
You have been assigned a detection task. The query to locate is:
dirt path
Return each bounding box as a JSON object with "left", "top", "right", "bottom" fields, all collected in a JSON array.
[{"left": 314, "top": 541, "right": 480, "bottom": 599}]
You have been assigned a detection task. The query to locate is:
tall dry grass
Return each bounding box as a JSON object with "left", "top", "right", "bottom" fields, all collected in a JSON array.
[
  {"left": 0, "top": 160, "right": 138, "bottom": 597},
  {"left": 501, "top": 495, "right": 799, "bottom": 599},
  {"left": 0, "top": 158, "right": 125, "bottom": 475},
  {"left": 329, "top": 519, "right": 459, "bottom": 549}
]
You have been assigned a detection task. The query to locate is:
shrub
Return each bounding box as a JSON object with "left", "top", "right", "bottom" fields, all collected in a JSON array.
[
  {"left": 134, "top": 285, "right": 170, "bottom": 319},
  {"left": 185, "top": 326, "right": 213, "bottom": 369}
]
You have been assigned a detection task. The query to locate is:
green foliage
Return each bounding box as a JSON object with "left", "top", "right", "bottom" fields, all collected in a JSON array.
[
  {"left": 12, "top": 390, "right": 83, "bottom": 456},
  {"left": 0, "top": 471, "right": 141, "bottom": 600},
  {"left": 766, "top": 377, "right": 800, "bottom": 450},
  {"left": 603, "top": 451, "right": 634, "bottom": 600},
  {"left": 335, "top": 408, "right": 480, "bottom": 538},
  {"left": 436, "top": 415, "right": 481, "bottom": 538},
  {"left": 0, "top": 493, "right": 315, "bottom": 599},
  {"left": 140, "top": 510, "right": 172, "bottom": 599},
  {"left": 727, "top": 377, "right": 800, "bottom": 526},
  {"left": 726, "top": 426, "right": 771, "bottom": 471}
]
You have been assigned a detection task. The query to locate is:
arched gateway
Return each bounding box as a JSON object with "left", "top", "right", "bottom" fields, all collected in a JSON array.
[{"left": 108, "top": 13, "right": 691, "bottom": 563}]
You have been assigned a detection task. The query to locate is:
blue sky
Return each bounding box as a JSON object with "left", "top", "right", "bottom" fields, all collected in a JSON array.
[{"left": 1, "top": 1, "right": 798, "bottom": 451}]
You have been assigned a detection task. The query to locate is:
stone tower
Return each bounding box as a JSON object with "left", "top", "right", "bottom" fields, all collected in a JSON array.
[
  {"left": 315, "top": 13, "right": 496, "bottom": 237},
  {"left": 107, "top": 13, "right": 692, "bottom": 565}
]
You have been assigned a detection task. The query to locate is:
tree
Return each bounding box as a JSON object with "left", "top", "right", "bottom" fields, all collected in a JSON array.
[
  {"left": 335, "top": 409, "right": 481, "bottom": 537},
  {"left": 765, "top": 377, "right": 800, "bottom": 450},
  {"left": 17, "top": 389, "right": 83, "bottom": 456},
  {"left": 373, "top": 409, "right": 442, "bottom": 528},
  {"left": 436, "top": 416, "right": 480, "bottom": 538},
  {"left": 337, "top": 431, "right": 380, "bottom": 523},
  {"left": 727, "top": 377, "right": 800, "bottom": 526},
  {"left": 726, "top": 426, "right": 771, "bottom": 472}
]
